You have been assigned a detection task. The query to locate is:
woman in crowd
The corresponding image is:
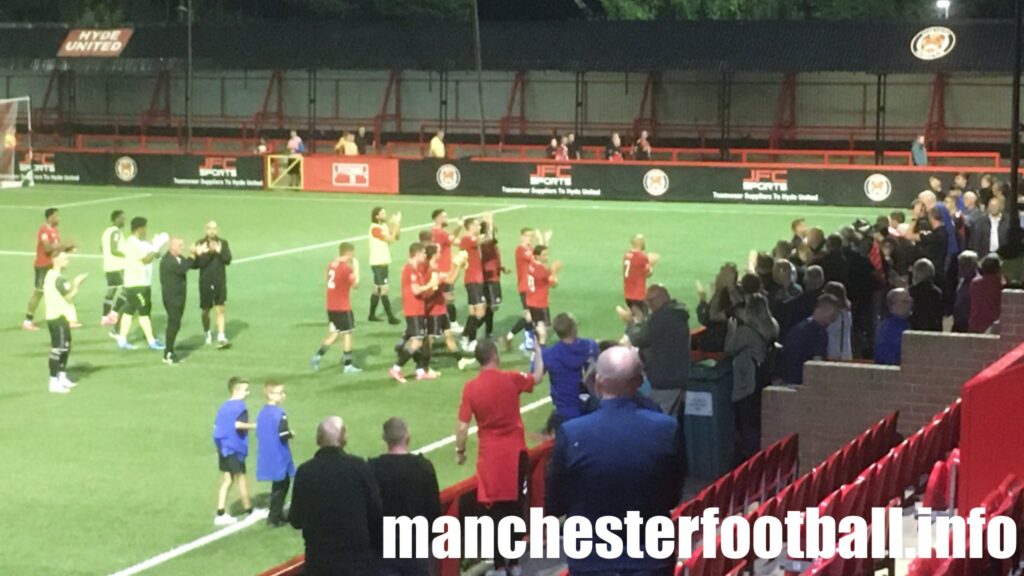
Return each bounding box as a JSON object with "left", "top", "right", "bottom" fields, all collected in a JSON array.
[
  {"left": 697, "top": 263, "right": 742, "bottom": 352},
  {"left": 823, "top": 281, "right": 853, "bottom": 361},
  {"left": 724, "top": 293, "right": 778, "bottom": 462}
]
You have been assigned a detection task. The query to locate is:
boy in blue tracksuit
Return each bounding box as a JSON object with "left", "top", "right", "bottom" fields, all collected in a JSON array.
[
  {"left": 256, "top": 381, "right": 295, "bottom": 527},
  {"left": 541, "top": 313, "right": 600, "bottom": 435},
  {"left": 212, "top": 377, "right": 257, "bottom": 526}
]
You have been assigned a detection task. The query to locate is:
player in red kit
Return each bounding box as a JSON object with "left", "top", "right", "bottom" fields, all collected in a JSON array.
[
  {"left": 458, "top": 214, "right": 492, "bottom": 352},
  {"left": 503, "top": 227, "right": 550, "bottom": 352},
  {"left": 431, "top": 208, "right": 462, "bottom": 332},
  {"left": 25, "top": 207, "right": 64, "bottom": 331},
  {"left": 525, "top": 245, "right": 562, "bottom": 345},
  {"left": 390, "top": 243, "right": 439, "bottom": 383},
  {"left": 311, "top": 242, "right": 362, "bottom": 374},
  {"left": 623, "top": 234, "right": 660, "bottom": 314},
  {"left": 480, "top": 221, "right": 509, "bottom": 340}
]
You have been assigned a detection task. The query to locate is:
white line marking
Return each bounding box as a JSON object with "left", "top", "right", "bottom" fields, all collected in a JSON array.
[
  {"left": 0, "top": 250, "right": 103, "bottom": 258},
  {"left": 107, "top": 395, "right": 552, "bottom": 575},
  {"left": 234, "top": 204, "right": 528, "bottom": 265},
  {"left": 54, "top": 193, "right": 152, "bottom": 209},
  {"left": 0, "top": 193, "right": 154, "bottom": 210},
  {"left": 108, "top": 510, "right": 269, "bottom": 576},
  {"left": 156, "top": 191, "right": 512, "bottom": 208}
]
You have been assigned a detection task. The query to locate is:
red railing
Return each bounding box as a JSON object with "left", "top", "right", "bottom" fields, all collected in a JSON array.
[{"left": 24, "top": 130, "right": 1006, "bottom": 171}]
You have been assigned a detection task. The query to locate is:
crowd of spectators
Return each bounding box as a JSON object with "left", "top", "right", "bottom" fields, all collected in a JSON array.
[{"left": 697, "top": 173, "right": 1017, "bottom": 389}]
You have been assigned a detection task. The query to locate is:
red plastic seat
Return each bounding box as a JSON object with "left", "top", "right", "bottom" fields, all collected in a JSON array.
[{"left": 777, "top": 435, "right": 800, "bottom": 489}]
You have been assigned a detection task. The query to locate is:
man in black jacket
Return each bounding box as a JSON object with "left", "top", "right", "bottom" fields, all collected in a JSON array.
[
  {"left": 195, "top": 220, "right": 232, "bottom": 349},
  {"left": 369, "top": 418, "right": 440, "bottom": 576},
  {"left": 624, "top": 284, "right": 690, "bottom": 416},
  {"left": 159, "top": 237, "right": 197, "bottom": 365},
  {"left": 290, "top": 416, "right": 383, "bottom": 576}
]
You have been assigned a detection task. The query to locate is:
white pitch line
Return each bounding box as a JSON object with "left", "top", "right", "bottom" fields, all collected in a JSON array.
[
  {"left": 234, "top": 204, "right": 528, "bottom": 265},
  {"left": 0, "top": 193, "right": 154, "bottom": 210},
  {"left": 55, "top": 193, "right": 152, "bottom": 208},
  {"left": 107, "top": 395, "right": 553, "bottom": 575},
  {"left": 0, "top": 250, "right": 102, "bottom": 258},
  {"left": 108, "top": 509, "right": 269, "bottom": 576}
]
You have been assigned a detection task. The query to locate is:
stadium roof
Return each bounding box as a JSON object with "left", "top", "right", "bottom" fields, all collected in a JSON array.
[{"left": 0, "top": 19, "right": 1012, "bottom": 75}]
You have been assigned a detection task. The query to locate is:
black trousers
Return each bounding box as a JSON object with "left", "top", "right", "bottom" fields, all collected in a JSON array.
[
  {"left": 164, "top": 298, "right": 185, "bottom": 354},
  {"left": 480, "top": 450, "right": 529, "bottom": 570},
  {"left": 269, "top": 478, "right": 290, "bottom": 523}
]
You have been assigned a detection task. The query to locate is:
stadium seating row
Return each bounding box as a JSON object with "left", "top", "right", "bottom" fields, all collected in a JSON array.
[
  {"left": 680, "top": 412, "right": 900, "bottom": 576},
  {"left": 800, "top": 401, "right": 963, "bottom": 576}
]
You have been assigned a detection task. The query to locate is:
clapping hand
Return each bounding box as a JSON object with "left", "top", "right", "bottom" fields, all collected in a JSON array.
[{"left": 696, "top": 280, "right": 707, "bottom": 302}]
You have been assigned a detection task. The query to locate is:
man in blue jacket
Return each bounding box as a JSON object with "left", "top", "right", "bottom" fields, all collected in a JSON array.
[{"left": 546, "top": 346, "right": 685, "bottom": 576}]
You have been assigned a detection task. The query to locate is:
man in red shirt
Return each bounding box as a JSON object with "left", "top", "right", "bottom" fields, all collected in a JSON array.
[
  {"left": 311, "top": 242, "right": 362, "bottom": 374},
  {"left": 25, "top": 208, "right": 63, "bottom": 331},
  {"left": 424, "top": 244, "right": 464, "bottom": 357},
  {"left": 390, "top": 243, "right": 439, "bottom": 383},
  {"left": 623, "top": 234, "right": 659, "bottom": 314},
  {"left": 430, "top": 208, "right": 461, "bottom": 331},
  {"left": 526, "top": 245, "right": 562, "bottom": 345},
  {"left": 503, "top": 227, "right": 550, "bottom": 353},
  {"left": 458, "top": 215, "right": 492, "bottom": 351},
  {"left": 455, "top": 338, "right": 544, "bottom": 574},
  {"left": 480, "top": 221, "right": 509, "bottom": 341}
]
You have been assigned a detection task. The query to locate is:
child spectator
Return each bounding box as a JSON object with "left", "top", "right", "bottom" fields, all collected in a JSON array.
[
  {"left": 257, "top": 381, "right": 295, "bottom": 527},
  {"left": 213, "top": 377, "right": 258, "bottom": 525}
]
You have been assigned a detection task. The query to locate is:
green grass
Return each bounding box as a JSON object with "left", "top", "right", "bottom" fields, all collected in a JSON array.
[{"left": 0, "top": 185, "right": 869, "bottom": 575}]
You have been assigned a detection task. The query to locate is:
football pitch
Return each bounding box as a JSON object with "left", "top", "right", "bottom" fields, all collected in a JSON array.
[{"left": 0, "top": 185, "right": 867, "bottom": 576}]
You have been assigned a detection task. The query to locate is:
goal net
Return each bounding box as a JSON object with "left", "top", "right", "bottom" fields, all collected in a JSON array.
[{"left": 0, "top": 96, "right": 33, "bottom": 188}]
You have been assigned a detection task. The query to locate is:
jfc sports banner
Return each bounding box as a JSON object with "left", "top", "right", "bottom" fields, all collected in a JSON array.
[
  {"left": 399, "top": 159, "right": 956, "bottom": 208},
  {"left": 18, "top": 152, "right": 264, "bottom": 189},
  {"left": 302, "top": 155, "right": 399, "bottom": 194}
]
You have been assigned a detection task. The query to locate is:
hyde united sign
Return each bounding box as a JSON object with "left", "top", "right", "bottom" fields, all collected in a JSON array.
[{"left": 58, "top": 29, "right": 134, "bottom": 58}]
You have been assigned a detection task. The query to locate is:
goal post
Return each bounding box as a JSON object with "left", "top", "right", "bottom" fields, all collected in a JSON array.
[{"left": 0, "top": 96, "right": 33, "bottom": 188}]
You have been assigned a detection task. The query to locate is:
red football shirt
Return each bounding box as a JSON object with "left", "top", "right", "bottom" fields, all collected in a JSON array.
[
  {"left": 401, "top": 262, "right": 426, "bottom": 317},
  {"left": 425, "top": 270, "right": 448, "bottom": 317},
  {"left": 326, "top": 260, "right": 355, "bottom": 312},
  {"left": 515, "top": 244, "right": 533, "bottom": 293},
  {"left": 460, "top": 235, "right": 483, "bottom": 284},
  {"left": 623, "top": 250, "right": 651, "bottom": 301},
  {"left": 35, "top": 225, "right": 59, "bottom": 268},
  {"left": 482, "top": 240, "right": 502, "bottom": 282},
  {"left": 458, "top": 368, "right": 536, "bottom": 503},
  {"left": 526, "top": 261, "right": 552, "bottom": 308},
  {"left": 432, "top": 227, "right": 453, "bottom": 274}
]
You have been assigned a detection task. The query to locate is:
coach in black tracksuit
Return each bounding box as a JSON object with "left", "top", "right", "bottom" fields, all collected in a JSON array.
[
  {"left": 195, "top": 221, "right": 232, "bottom": 348},
  {"left": 160, "top": 238, "right": 195, "bottom": 365}
]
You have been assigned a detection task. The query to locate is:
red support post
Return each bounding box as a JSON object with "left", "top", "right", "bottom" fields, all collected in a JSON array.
[
  {"left": 251, "top": 70, "right": 285, "bottom": 138},
  {"left": 925, "top": 73, "right": 948, "bottom": 149},
  {"left": 632, "top": 72, "right": 659, "bottom": 138},
  {"left": 373, "top": 71, "right": 403, "bottom": 148},
  {"left": 498, "top": 71, "right": 527, "bottom": 145},
  {"left": 34, "top": 69, "right": 64, "bottom": 131},
  {"left": 769, "top": 73, "right": 797, "bottom": 149},
  {"left": 139, "top": 70, "right": 171, "bottom": 136}
]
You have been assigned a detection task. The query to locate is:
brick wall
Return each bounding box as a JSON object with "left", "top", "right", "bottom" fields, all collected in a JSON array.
[{"left": 762, "top": 289, "right": 1024, "bottom": 474}]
